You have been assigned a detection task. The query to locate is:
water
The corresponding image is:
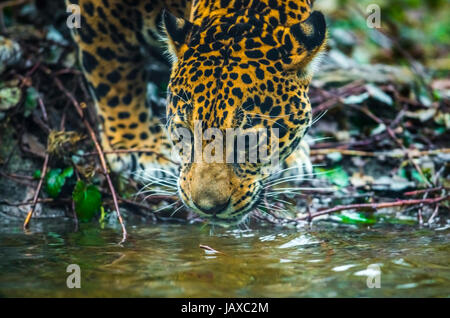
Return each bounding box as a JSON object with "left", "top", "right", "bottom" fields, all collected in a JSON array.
[{"left": 0, "top": 218, "right": 449, "bottom": 297}]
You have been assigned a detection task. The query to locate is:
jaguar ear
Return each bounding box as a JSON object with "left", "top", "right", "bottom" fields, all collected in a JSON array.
[
  {"left": 287, "top": 11, "right": 327, "bottom": 70},
  {"left": 162, "top": 10, "right": 194, "bottom": 60}
]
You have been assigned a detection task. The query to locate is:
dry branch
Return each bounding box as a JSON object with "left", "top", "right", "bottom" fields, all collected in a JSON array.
[
  {"left": 50, "top": 70, "right": 128, "bottom": 244},
  {"left": 23, "top": 153, "right": 49, "bottom": 229},
  {"left": 296, "top": 195, "right": 449, "bottom": 221}
]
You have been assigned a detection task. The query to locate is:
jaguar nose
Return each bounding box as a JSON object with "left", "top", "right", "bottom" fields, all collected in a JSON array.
[
  {"left": 189, "top": 162, "right": 233, "bottom": 216},
  {"left": 194, "top": 199, "right": 230, "bottom": 216}
]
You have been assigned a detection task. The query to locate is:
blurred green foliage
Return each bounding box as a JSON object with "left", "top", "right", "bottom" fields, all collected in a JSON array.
[
  {"left": 322, "top": 0, "right": 449, "bottom": 68},
  {"left": 72, "top": 180, "right": 102, "bottom": 222},
  {"left": 44, "top": 167, "right": 74, "bottom": 198}
]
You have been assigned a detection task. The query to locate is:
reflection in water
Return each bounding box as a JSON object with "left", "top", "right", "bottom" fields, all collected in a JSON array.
[{"left": 0, "top": 219, "right": 449, "bottom": 297}]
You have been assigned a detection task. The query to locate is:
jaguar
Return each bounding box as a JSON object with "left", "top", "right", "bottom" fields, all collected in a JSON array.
[{"left": 67, "top": 0, "right": 327, "bottom": 225}]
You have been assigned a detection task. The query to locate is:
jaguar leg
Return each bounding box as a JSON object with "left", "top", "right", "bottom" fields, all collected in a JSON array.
[{"left": 67, "top": 0, "right": 178, "bottom": 180}]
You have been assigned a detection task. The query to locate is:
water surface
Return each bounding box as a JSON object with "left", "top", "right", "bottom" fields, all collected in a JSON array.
[{"left": 0, "top": 218, "right": 449, "bottom": 297}]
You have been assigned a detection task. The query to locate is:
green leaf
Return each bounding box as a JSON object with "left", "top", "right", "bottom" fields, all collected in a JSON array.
[
  {"left": 61, "top": 166, "right": 74, "bottom": 178},
  {"left": 45, "top": 169, "right": 65, "bottom": 198},
  {"left": 333, "top": 211, "right": 376, "bottom": 225},
  {"left": 316, "top": 166, "right": 350, "bottom": 188},
  {"left": 32, "top": 169, "right": 41, "bottom": 179},
  {"left": 342, "top": 92, "right": 369, "bottom": 105},
  {"left": 99, "top": 206, "right": 107, "bottom": 229},
  {"left": 24, "top": 87, "right": 38, "bottom": 117},
  {"left": 72, "top": 180, "right": 102, "bottom": 222},
  {"left": 365, "top": 84, "right": 393, "bottom": 106},
  {"left": 411, "top": 169, "right": 432, "bottom": 185},
  {"left": 0, "top": 86, "right": 21, "bottom": 111},
  {"left": 398, "top": 167, "right": 408, "bottom": 180},
  {"left": 375, "top": 214, "right": 417, "bottom": 225},
  {"left": 44, "top": 166, "right": 74, "bottom": 198},
  {"left": 432, "top": 89, "right": 442, "bottom": 101}
]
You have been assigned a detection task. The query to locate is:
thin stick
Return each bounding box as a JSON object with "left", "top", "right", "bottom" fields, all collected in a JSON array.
[
  {"left": 357, "top": 106, "right": 433, "bottom": 187},
  {"left": 23, "top": 153, "right": 49, "bottom": 229},
  {"left": 310, "top": 147, "right": 449, "bottom": 159},
  {"left": 52, "top": 73, "right": 127, "bottom": 244},
  {"left": 310, "top": 149, "right": 376, "bottom": 157},
  {"left": 296, "top": 195, "right": 449, "bottom": 221},
  {"left": 72, "top": 200, "right": 78, "bottom": 231},
  {"left": 417, "top": 192, "right": 426, "bottom": 226},
  {"left": 427, "top": 205, "right": 440, "bottom": 224},
  {"left": 0, "top": 171, "right": 36, "bottom": 186},
  {"left": 199, "top": 244, "right": 225, "bottom": 255},
  {"left": 2, "top": 197, "right": 70, "bottom": 206},
  {"left": 37, "top": 95, "right": 49, "bottom": 122},
  {"left": 22, "top": 87, "right": 51, "bottom": 229},
  {"left": 404, "top": 187, "right": 447, "bottom": 196},
  {"left": 312, "top": 81, "right": 366, "bottom": 115}
]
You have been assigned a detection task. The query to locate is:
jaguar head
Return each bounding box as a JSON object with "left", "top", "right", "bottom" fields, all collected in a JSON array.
[{"left": 162, "top": 4, "right": 327, "bottom": 225}]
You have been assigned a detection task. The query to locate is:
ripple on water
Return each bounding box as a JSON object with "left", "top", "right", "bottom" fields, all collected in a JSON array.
[
  {"left": 332, "top": 264, "right": 358, "bottom": 272},
  {"left": 0, "top": 219, "right": 449, "bottom": 297},
  {"left": 278, "top": 235, "right": 320, "bottom": 249}
]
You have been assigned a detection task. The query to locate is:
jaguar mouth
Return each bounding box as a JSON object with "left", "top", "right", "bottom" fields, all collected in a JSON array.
[{"left": 178, "top": 182, "right": 264, "bottom": 227}]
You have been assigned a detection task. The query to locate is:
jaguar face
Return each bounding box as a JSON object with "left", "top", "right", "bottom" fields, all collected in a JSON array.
[{"left": 163, "top": 7, "right": 327, "bottom": 224}]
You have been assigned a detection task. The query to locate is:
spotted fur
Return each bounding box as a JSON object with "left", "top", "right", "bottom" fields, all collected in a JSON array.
[{"left": 68, "top": 0, "right": 327, "bottom": 225}]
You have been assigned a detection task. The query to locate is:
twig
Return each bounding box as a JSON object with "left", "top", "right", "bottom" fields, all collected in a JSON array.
[
  {"left": 51, "top": 72, "right": 127, "bottom": 244},
  {"left": 2, "top": 197, "right": 70, "bottom": 206},
  {"left": 199, "top": 244, "right": 225, "bottom": 254},
  {"left": 23, "top": 153, "right": 49, "bottom": 229},
  {"left": 417, "top": 192, "right": 427, "bottom": 225},
  {"left": 32, "top": 113, "right": 51, "bottom": 134},
  {"left": 404, "top": 187, "right": 447, "bottom": 197},
  {"left": 311, "top": 132, "right": 389, "bottom": 150},
  {"left": 37, "top": 95, "right": 49, "bottom": 122},
  {"left": 296, "top": 195, "right": 449, "bottom": 221},
  {"left": 72, "top": 200, "right": 78, "bottom": 232},
  {"left": 310, "top": 148, "right": 376, "bottom": 157},
  {"left": 22, "top": 87, "right": 51, "bottom": 229},
  {"left": 310, "top": 148, "right": 450, "bottom": 158},
  {"left": 311, "top": 107, "right": 405, "bottom": 152},
  {"left": 0, "top": 171, "right": 36, "bottom": 187},
  {"left": 311, "top": 81, "right": 366, "bottom": 115},
  {"left": 427, "top": 205, "right": 440, "bottom": 224},
  {"left": 357, "top": 105, "right": 433, "bottom": 187}
]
